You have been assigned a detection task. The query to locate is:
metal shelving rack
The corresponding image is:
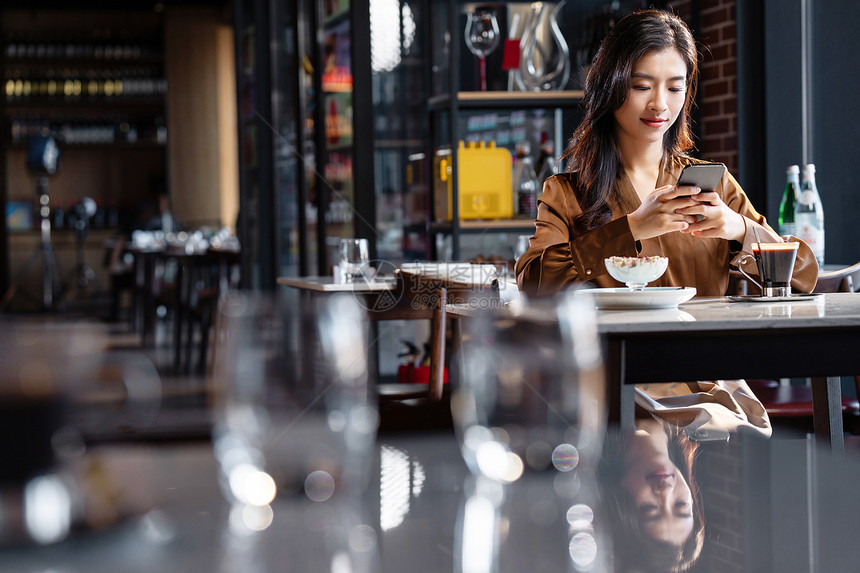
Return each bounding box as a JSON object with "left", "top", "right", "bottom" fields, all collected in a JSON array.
[{"left": 426, "top": 0, "right": 584, "bottom": 261}]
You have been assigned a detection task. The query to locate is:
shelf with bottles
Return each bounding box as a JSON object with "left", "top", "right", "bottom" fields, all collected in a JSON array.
[
  {"left": 7, "top": 113, "right": 167, "bottom": 148},
  {"left": 321, "top": 18, "right": 352, "bottom": 93},
  {"left": 3, "top": 37, "right": 164, "bottom": 64},
  {"left": 3, "top": 68, "right": 167, "bottom": 105}
]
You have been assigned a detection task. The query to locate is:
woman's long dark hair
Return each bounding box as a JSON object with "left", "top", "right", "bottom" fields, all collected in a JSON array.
[{"left": 562, "top": 9, "right": 699, "bottom": 233}]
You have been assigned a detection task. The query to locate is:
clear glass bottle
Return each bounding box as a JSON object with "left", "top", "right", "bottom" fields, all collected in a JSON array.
[
  {"left": 536, "top": 141, "right": 557, "bottom": 189},
  {"left": 512, "top": 141, "right": 539, "bottom": 219},
  {"left": 778, "top": 164, "right": 799, "bottom": 236},
  {"left": 795, "top": 163, "right": 825, "bottom": 265}
]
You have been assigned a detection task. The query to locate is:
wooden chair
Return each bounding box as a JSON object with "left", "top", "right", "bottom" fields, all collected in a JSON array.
[
  {"left": 378, "top": 267, "right": 501, "bottom": 399},
  {"left": 372, "top": 265, "right": 501, "bottom": 430},
  {"left": 747, "top": 261, "right": 860, "bottom": 429}
]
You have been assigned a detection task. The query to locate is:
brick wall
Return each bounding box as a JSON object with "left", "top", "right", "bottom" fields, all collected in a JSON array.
[
  {"left": 669, "top": 0, "right": 739, "bottom": 174},
  {"left": 697, "top": 440, "right": 747, "bottom": 572}
]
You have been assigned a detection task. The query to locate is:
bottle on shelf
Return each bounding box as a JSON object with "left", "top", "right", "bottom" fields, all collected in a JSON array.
[
  {"left": 512, "top": 140, "right": 539, "bottom": 219},
  {"left": 795, "top": 163, "right": 825, "bottom": 265},
  {"left": 777, "top": 164, "right": 799, "bottom": 236},
  {"left": 536, "top": 139, "right": 558, "bottom": 191}
]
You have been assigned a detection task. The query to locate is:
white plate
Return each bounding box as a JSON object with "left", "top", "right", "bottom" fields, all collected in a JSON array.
[
  {"left": 576, "top": 287, "right": 697, "bottom": 310},
  {"left": 727, "top": 293, "right": 822, "bottom": 303}
]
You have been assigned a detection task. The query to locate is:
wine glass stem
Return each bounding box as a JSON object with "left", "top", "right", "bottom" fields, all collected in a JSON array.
[{"left": 479, "top": 57, "right": 487, "bottom": 91}]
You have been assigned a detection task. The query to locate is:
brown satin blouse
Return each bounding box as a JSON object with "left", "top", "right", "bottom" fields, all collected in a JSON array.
[{"left": 516, "top": 156, "right": 819, "bottom": 298}]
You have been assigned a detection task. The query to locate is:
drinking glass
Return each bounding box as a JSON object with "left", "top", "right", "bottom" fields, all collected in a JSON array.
[
  {"left": 0, "top": 321, "right": 107, "bottom": 546},
  {"left": 339, "top": 238, "right": 370, "bottom": 284},
  {"left": 452, "top": 290, "right": 605, "bottom": 482},
  {"left": 451, "top": 290, "right": 608, "bottom": 571},
  {"left": 211, "top": 291, "right": 379, "bottom": 569},
  {"left": 0, "top": 320, "right": 162, "bottom": 546},
  {"left": 464, "top": 6, "right": 501, "bottom": 91}
]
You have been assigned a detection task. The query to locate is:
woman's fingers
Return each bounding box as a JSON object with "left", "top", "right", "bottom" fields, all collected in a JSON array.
[{"left": 658, "top": 184, "right": 699, "bottom": 200}]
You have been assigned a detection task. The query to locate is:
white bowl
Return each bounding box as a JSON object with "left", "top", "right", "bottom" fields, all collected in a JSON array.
[{"left": 604, "top": 256, "right": 668, "bottom": 289}]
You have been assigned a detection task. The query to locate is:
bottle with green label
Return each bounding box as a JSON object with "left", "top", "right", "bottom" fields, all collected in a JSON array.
[{"left": 778, "top": 164, "right": 799, "bottom": 236}]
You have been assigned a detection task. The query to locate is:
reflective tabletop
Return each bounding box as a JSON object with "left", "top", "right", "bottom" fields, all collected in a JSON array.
[{"left": 1, "top": 431, "right": 859, "bottom": 572}]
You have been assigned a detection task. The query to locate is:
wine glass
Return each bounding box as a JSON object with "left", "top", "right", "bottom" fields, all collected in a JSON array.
[{"left": 464, "top": 6, "right": 500, "bottom": 91}]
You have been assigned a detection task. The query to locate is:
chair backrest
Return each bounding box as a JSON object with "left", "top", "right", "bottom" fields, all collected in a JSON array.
[
  {"left": 813, "top": 261, "right": 860, "bottom": 293},
  {"left": 391, "top": 264, "right": 503, "bottom": 402},
  {"left": 397, "top": 262, "right": 501, "bottom": 302}
]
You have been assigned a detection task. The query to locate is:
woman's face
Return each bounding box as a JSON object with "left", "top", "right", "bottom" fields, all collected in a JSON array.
[
  {"left": 613, "top": 48, "right": 688, "bottom": 148},
  {"left": 622, "top": 426, "right": 695, "bottom": 546}
]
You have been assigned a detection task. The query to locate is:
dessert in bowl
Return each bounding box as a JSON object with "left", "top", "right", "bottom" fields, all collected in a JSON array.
[{"left": 604, "top": 256, "right": 669, "bottom": 290}]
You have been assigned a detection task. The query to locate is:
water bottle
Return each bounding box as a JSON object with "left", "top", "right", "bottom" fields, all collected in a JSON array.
[
  {"left": 777, "top": 165, "right": 799, "bottom": 237},
  {"left": 512, "top": 141, "right": 539, "bottom": 219},
  {"left": 795, "top": 163, "right": 824, "bottom": 265}
]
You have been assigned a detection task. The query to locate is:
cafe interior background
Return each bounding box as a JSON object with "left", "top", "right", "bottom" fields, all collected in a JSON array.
[
  {"left": 0, "top": 0, "right": 860, "bottom": 394},
  {"left": 3, "top": 0, "right": 860, "bottom": 416},
  {"left": 4, "top": 0, "right": 859, "bottom": 370},
  {"left": 2, "top": 0, "right": 860, "bottom": 570}
]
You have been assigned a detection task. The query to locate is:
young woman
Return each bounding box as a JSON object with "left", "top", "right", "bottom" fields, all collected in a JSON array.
[
  {"left": 515, "top": 9, "right": 816, "bottom": 439},
  {"left": 515, "top": 9, "right": 818, "bottom": 299}
]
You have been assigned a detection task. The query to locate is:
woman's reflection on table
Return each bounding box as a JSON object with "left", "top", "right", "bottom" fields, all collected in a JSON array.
[{"left": 599, "top": 419, "right": 704, "bottom": 573}]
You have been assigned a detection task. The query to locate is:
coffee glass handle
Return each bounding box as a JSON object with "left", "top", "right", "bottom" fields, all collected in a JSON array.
[{"left": 737, "top": 254, "right": 762, "bottom": 291}]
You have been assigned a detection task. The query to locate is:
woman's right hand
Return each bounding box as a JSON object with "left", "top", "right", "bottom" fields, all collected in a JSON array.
[{"left": 627, "top": 185, "right": 702, "bottom": 241}]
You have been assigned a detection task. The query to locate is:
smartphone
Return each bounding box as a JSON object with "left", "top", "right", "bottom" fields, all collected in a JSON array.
[
  {"left": 676, "top": 163, "right": 726, "bottom": 193},
  {"left": 676, "top": 163, "right": 725, "bottom": 222}
]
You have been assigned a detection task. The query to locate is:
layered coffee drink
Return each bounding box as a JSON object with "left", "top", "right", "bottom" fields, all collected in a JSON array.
[{"left": 751, "top": 242, "right": 799, "bottom": 289}]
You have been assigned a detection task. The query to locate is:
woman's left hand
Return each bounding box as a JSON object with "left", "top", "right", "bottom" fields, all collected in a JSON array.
[{"left": 675, "top": 191, "right": 746, "bottom": 241}]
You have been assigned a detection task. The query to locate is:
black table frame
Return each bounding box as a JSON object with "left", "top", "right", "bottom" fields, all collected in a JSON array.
[{"left": 606, "top": 324, "right": 860, "bottom": 452}]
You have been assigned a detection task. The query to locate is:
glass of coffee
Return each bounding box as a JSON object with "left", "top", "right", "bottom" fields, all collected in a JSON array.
[{"left": 738, "top": 241, "right": 799, "bottom": 297}]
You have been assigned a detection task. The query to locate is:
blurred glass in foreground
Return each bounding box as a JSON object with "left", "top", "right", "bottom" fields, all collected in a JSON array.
[
  {"left": 0, "top": 320, "right": 106, "bottom": 545},
  {"left": 211, "top": 291, "right": 379, "bottom": 572},
  {"left": 451, "top": 290, "right": 608, "bottom": 572}
]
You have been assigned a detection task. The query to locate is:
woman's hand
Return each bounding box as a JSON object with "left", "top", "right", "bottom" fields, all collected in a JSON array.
[
  {"left": 676, "top": 191, "right": 746, "bottom": 241},
  {"left": 627, "top": 185, "right": 703, "bottom": 241}
]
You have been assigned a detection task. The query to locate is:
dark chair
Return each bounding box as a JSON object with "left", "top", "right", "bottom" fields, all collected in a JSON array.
[
  {"left": 748, "top": 261, "right": 860, "bottom": 430},
  {"left": 813, "top": 260, "right": 860, "bottom": 293},
  {"left": 175, "top": 247, "right": 241, "bottom": 376}
]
